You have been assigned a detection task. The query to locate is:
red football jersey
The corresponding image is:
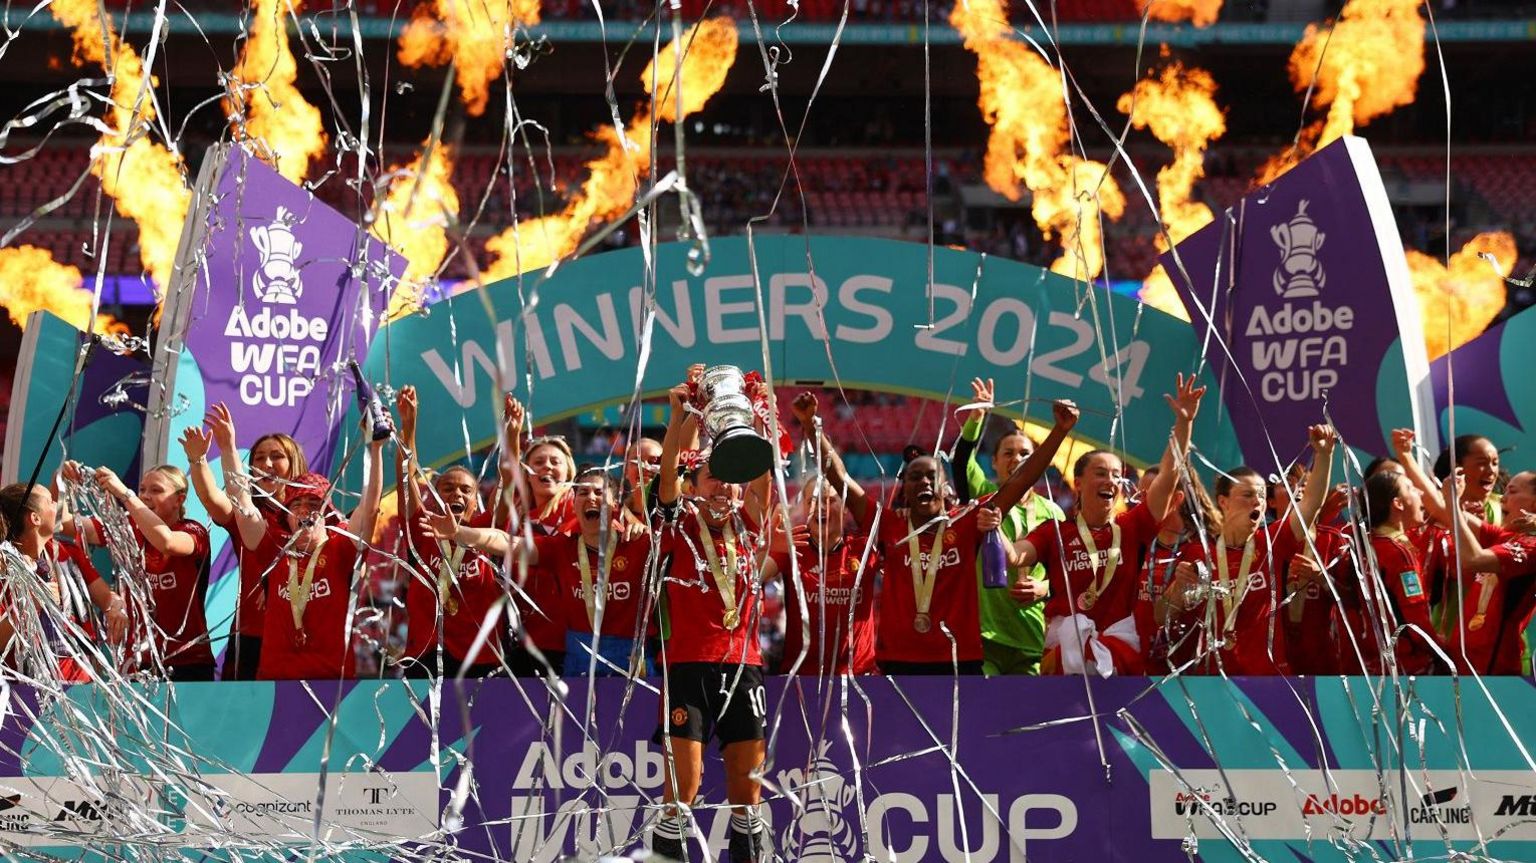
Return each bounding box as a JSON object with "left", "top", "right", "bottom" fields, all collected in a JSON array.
[
  {"left": 542, "top": 533, "right": 657, "bottom": 639},
  {"left": 402, "top": 517, "right": 506, "bottom": 666},
  {"left": 1439, "top": 521, "right": 1514, "bottom": 673},
  {"left": 1030, "top": 501, "right": 1160, "bottom": 629},
  {"left": 214, "top": 506, "right": 289, "bottom": 637},
  {"left": 1365, "top": 532, "right": 1444, "bottom": 674},
  {"left": 656, "top": 506, "right": 764, "bottom": 666},
  {"left": 1281, "top": 525, "right": 1351, "bottom": 676},
  {"left": 1135, "top": 535, "right": 1189, "bottom": 676},
  {"left": 875, "top": 506, "right": 984, "bottom": 664},
  {"left": 531, "top": 494, "right": 578, "bottom": 536},
  {"left": 773, "top": 535, "right": 879, "bottom": 676},
  {"left": 1173, "top": 524, "right": 1298, "bottom": 675},
  {"left": 1485, "top": 527, "right": 1536, "bottom": 674},
  {"left": 126, "top": 519, "right": 215, "bottom": 668},
  {"left": 257, "top": 533, "right": 359, "bottom": 680}
]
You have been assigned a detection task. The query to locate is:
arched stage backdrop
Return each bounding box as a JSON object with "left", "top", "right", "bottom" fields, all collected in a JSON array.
[{"left": 350, "top": 234, "right": 1245, "bottom": 477}]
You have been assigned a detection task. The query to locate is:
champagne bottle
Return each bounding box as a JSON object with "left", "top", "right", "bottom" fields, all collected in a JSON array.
[
  {"left": 348, "top": 359, "right": 392, "bottom": 442},
  {"left": 981, "top": 528, "right": 1009, "bottom": 589}
]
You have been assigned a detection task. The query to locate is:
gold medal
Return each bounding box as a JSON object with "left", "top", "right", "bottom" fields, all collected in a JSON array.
[
  {"left": 444, "top": 595, "right": 460, "bottom": 616},
  {"left": 906, "top": 519, "right": 945, "bottom": 630},
  {"left": 698, "top": 518, "right": 741, "bottom": 629},
  {"left": 292, "top": 629, "right": 309, "bottom": 649},
  {"left": 1075, "top": 515, "right": 1122, "bottom": 616},
  {"left": 1077, "top": 589, "right": 1098, "bottom": 612},
  {"left": 1469, "top": 613, "right": 1486, "bottom": 632}
]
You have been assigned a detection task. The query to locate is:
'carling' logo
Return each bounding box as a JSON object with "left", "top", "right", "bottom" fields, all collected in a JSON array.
[
  {"left": 251, "top": 207, "right": 304, "bottom": 305},
  {"left": 777, "top": 740, "right": 859, "bottom": 863},
  {"left": 1270, "top": 199, "right": 1326, "bottom": 299}
]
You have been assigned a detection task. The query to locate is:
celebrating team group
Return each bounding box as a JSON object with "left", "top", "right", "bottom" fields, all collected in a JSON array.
[{"left": 1, "top": 365, "right": 1532, "bottom": 686}]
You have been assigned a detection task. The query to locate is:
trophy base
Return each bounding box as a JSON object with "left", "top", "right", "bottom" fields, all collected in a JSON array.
[{"left": 708, "top": 427, "right": 776, "bottom": 484}]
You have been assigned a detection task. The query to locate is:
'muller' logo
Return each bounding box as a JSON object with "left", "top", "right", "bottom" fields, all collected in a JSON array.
[{"left": 1497, "top": 794, "right": 1536, "bottom": 817}]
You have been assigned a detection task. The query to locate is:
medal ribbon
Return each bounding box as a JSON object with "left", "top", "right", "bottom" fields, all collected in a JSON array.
[
  {"left": 435, "top": 539, "right": 467, "bottom": 613},
  {"left": 576, "top": 532, "right": 620, "bottom": 631},
  {"left": 907, "top": 520, "right": 945, "bottom": 619},
  {"left": 1076, "top": 514, "right": 1122, "bottom": 605},
  {"left": 287, "top": 549, "right": 322, "bottom": 634},
  {"left": 1287, "top": 529, "right": 1317, "bottom": 625},
  {"left": 1217, "top": 536, "right": 1257, "bottom": 636},
  {"left": 698, "top": 519, "right": 740, "bottom": 628}
]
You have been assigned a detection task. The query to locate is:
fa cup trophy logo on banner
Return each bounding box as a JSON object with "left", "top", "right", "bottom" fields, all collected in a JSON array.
[
  {"left": 1271, "top": 199, "right": 1327, "bottom": 299},
  {"left": 251, "top": 206, "right": 304, "bottom": 305},
  {"left": 691, "top": 364, "right": 776, "bottom": 483},
  {"left": 778, "top": 741, "right": 860, "bottom": 863}
]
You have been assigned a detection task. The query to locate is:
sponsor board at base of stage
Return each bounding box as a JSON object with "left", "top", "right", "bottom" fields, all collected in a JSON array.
[
  {"left": 0, "top": 771, "right": 438, "bottom": 847},
  {"left": 1150, "top": 769, "right": 1536, "bottom": 841}
]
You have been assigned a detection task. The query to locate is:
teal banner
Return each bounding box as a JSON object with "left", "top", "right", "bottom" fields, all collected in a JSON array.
[
  {"left": 1, "top": 312, "right": 147, "bottom": 488},
  {"left": 67, "top": 12, "right": 1536, "bottom": 46},
  {"left": 358, "top": 235, "right": 1240, "bottom": 474}
]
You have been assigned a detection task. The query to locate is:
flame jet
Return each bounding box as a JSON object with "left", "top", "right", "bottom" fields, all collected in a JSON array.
[{"left": 950, "top": 0, "right": 1124, "bottom": 283}]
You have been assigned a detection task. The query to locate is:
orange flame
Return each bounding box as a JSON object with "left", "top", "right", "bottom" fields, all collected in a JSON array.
[
  {"left": 1136, "top": 0, "right": 1223, "bottom": 26},
  {"left": 1406, "top": 232, "right": 1517, "bottom": 360},
  {"left": 373, "top": 142, "right": 462, "bottom": 321},
  {"left": 49, "top": 0, "right": 190, "bottom": 298},
  {"left": 951, "top": 0, "right": 1124, "bottom": 283},
  {"left": 482, "top": 18, "right": 738, "bottom": 281},
  {"left": 398, "top": 0, "right": 541, "bottom": 117},
  {"left": 1259, "top": 0, "right": 1424, "bottom": 183},
  {"left": 0, "top": 245, "right": 128, "bottom": 334},
  {"left": 1118, "top": 61, "right": 1226, "bottom": 320},
  {"left": 227, "top": 0, "right": 327, "bottom": 183}
]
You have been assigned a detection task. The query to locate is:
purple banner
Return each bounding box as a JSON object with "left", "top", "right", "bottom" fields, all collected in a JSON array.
[
  {"left": 1162, "top": 136, "right": 1435, "bottom": 466},
  {"left": 148, "top": 145, "right": 404, "bottom": 475}
]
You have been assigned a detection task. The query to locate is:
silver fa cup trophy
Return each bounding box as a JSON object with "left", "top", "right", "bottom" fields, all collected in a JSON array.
[{"left": 699, "top": 365, "right": 776, "bottom": 483}]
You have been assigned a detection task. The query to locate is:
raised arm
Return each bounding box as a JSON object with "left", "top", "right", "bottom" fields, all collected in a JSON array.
[
  {"left": 1145, "top": 374, "right": 1206, "bottom": 524},
  {"left": 395, "top": 385, "right": 427, "bottom": 519},
  {"left": 208, "top": 404, "right": 267, "bottom": 552},
  {"left": 658, "top": 380, "right": 694, "bottom": 509},
  {"left": 1445, "top": 473, "right": 1502, "bottom": 573},
  {"left": 181, "top": 418, "right": 234, "bottom": 526},
  {"left": 494, "top": 393, "right": 526, "bottom": 527},
  {"left": 993, "top": 399, "right": 1079, "bottom": 513},
  {"left": 1291, "top": 424, "right": 1336, "bottom": 539},
  {"left": 1392, "top": 428, "right": 1453, "bottom": 527},
  {"left": 95, "top": 467, "right": 196, "bottom": 557},
  {"left": 791, "top": 391, "right": 869, "bottom": 525},
  {"left": 954, "top": 377, "right": 993, "bottom": 504},
  {"left": 345, "top": 435, "right": 390, "bottom": 551}
]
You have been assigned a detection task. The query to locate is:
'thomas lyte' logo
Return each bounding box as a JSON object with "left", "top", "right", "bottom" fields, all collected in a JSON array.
[{"left": 251, "top": 207, "right": 304, "bottom": 305}]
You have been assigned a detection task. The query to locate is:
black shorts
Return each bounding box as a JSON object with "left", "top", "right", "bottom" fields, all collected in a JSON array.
[{"left": 655, "top": 663, "right": 766, "bottom": 747}]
